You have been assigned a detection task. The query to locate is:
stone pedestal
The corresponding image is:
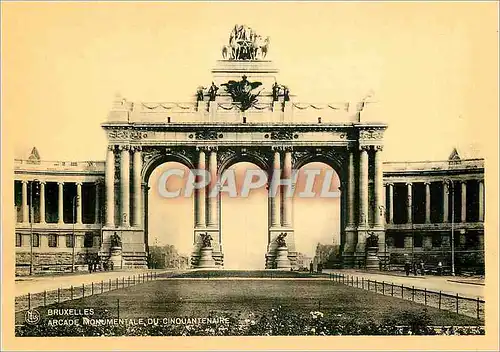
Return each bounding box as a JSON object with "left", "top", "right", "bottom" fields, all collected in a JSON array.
[
  {"left": 109, "top": 246, "right": 123, "bottom": 270},
  {"left": 197, "top": 247, "right": 216, "bottom": 269},
  {"left": 365, "top": 246, "right": 380, "bottom": 270},
  {"left": 275, "top": 246, "right": 291, "bottom": 269}
]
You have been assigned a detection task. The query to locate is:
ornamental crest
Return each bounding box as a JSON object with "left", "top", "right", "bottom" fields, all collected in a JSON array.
[{"left": 221, "top": 75, "right": 263, "bottom": 111}]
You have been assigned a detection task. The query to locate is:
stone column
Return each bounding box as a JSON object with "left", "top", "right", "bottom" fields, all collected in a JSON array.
[
  {"left": 22, "top": 180, "right": 28, "bottom": 223},
  {"left": 442, "top": 181, "right": 449, "bottom": 223},
  {"left": 94, "top": 181, "right": 100, "bottom": 224},
  {"left": 461, "top": 180, "right": 467, "bottom": 223},
  {"left": 270, "top": 150, "right": 281, "bottom": 227},
  {"left": 120, "top": 145, "right": 130, "bottom": 227},
  {"left": 388, "top": 183, "right": 394, "bottom": 224},
  {"left": 406, "top": 182, "right": 413, "bottom": 224},
  {"left": 347, "top": 148, "right": 355, "bottom": 226},
  {"left": 282, "top": 150, "right": 293, "bottom": 227},
  {"left": 358, "top": 146, "right": 369, "bottom": 226},
  {"left": 208, "top": 150, "right": 219, "bottom": 227},
  {"left": 374, "top": 146, "right": 384, "bottom": 227},
  {"left": 76, "top": 182, "right": 82, "bottom": 224},
  {"left": 105, "top": 145, "right": 115, "bottom": 227},
  {"left": 425, "top": 181, "right": 431, "bottom": 224},
  {"left": 58, "top": 182, "right": 64, "bottom": 224},
  {"left": 478, "top": 180, "right": 484, "bottom": 222},
  {"left": 132, "top": 147, "right": 143, "bottom": 227},
  {"left": 207, "top": 149, "right": 219, "bottom": 227},
  {"left": 195, "top": 148, "right": 206, "bottom": 227},
  {"left": 39, "top": 181, "right": 46, "bottom": 223}
]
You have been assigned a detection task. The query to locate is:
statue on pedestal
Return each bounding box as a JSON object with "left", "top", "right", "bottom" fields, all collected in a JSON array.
[
  {"left": 272, "top": 81, "right": 280, "bottom": 101},
  {"left": 200, "top": 232, "right": 213, "bottom": 248},
  {"left": 196, "top": 86, "right": 205, "bottom": 101},
  {"left": 366, "top": 231, "right": 379, "bottom": 248},
  {"left": 110, "top": 232, "right": 122, "bottom": 248},
  {"left": 197, "top": 233, "right": 216, "bottom": 269},
  {"left": 208, "top": 82, "right": 219, "bottom": 101},
  {"left": 283, "top": 86, "right": 290, "bottom": 101},
  {"left": 274, "top": 232, "right": 291, "bottom": 269},
  {"left": 276, "top": 232, "right": 287, "bottom": 248}
]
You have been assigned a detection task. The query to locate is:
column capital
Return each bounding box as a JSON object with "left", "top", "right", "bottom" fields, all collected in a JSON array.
[
  {"left": 195, "top": 145, "right": 213, "bottom": 152},
  {"left": 131, "top": 145, "right": 142, "bottom": 152},
  {"left": 359, "top": 145, "right": 371, "bottom": 152},
  {"left": 75, "top": 182, "right": 83, "bottom": 186},
  {"left": 57, "top": 181, "right": 65, "bottom": 186},
  {"left": 21, "top": 180, "right": 28, "bottom": 184},
  {"left": 374, "top": 145, "right": 384, "bottom": 152},
  {"left": 271, "top": 145, "right": 292, "bottom": 152},
  {"left": 384, "top": 182, "right": 394, "bottom": 187},
  {"left": 118, "top": 144, "right": 131, "bottom": 151},
  {"left": 405, "top": 182, "right": 413, "bottom": 187},
  {"left": 39, "top": 180, "right": 47, "bottom": 185},
  {"left": 424, "top": 181, "right": 431, "bottom": 186},
  {"left": 107, "top": 144, "right": 117, "bottom": 152}
]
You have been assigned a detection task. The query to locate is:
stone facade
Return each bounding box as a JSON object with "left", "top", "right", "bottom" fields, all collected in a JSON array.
[
  {"left": 383, "top": 151, "right": 485, "bottom": 274},
  {"left": 13, "top": 29, "right": 485, "bottom": 274}
]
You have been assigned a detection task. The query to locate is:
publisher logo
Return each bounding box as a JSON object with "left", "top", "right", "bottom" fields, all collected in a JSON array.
[{"left": 25, "top": 309, "right": 41, "bottom": 325}]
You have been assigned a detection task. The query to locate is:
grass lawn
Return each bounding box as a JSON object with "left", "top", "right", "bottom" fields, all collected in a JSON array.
[{"left": 18, "top": 278, "right": 480, "bottom": 327}]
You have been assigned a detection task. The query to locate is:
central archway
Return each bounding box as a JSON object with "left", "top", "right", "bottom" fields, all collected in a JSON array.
[
  {"left": 220, "top": 161, "right": 269, "bottom": 269},
  {"left": 147, "top": 161, "right": 193, "bottom": 269},
  {"left": 293, "top": 162, "right": 341, "bottom": 270}
]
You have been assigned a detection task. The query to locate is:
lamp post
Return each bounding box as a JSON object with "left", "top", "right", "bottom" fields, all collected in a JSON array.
[
  {"left": 72, "top": 194, "right": 80, "bottom": 273},
  {"left": 444, "top": 178, "right": 455, "bottom": 276},
  {"left": 378, "top": 205, "right": 388, "bottom": 270},
  {"left": 406, "top": 190, "right": 414, "bottom": 263},
  {"left": 29, "top": 179, "right": 40, "bottom": 275}
]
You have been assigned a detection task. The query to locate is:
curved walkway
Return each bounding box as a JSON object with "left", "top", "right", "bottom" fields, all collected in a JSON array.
[
  {"left": 326, "top": 269, "right": 484, "bottom": 299},
  {"left": 15, "top": 269, "right": 165, "bottom": 297}
]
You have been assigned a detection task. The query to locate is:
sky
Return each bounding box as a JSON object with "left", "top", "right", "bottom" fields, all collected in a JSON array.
[
  {"left": 3, "top": 2, "right": 498, "bottom": 266},
  {"left": 4, "top": 2, "right": 497, "bottom": 163}
]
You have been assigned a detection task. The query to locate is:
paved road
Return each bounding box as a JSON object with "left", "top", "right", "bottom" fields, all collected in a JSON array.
[
  {"left": 16, "top": 269, "right": 485, "bottom": 299},
  {"left": 15, "top": 269, "right": 164, "bottom": 297},
  {"left": 326, "top": 269, "right": 484, "bottom": 299}
]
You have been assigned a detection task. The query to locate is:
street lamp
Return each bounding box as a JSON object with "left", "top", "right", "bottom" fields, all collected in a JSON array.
[
  {"left": 72, "top": 194, "right": 80, "bottom": 273},
  {"left": 444, "top": 178, "right": 456, "bottom": 276},
  {"left": 378, "top": 205, "right": 388, "bottom": 270},
  {"left": 406, "top": 191, "right": 415, "bottom": 264},
  {"left": 29, "top": 179, "right": 40, "bottom": 275}
]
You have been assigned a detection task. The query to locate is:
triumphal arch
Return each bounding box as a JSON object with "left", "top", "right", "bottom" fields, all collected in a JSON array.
[{"left": 101, "top": 25, "right": 387, "bottom": 269}]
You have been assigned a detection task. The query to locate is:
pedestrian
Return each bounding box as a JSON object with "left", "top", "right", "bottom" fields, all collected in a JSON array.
[
  {"left": 110, "top": 261, "right": 114, "bottom": 271},
  {"left": 420, "top": 260, "right": 425, "bottom": 276},
  {"left": 309, "top": 262, "right": 313, "bottom": 274},
  {"left": 404, "top": 261, "right": 411, "bottom": 276},
  {"left": 412, "top": 262, "right": 417, "bottom": 276},
  {"left": 437, "top": 261, "right": 443, "bottom": 276}
]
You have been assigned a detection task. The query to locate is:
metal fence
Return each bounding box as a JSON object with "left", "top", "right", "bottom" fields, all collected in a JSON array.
[
  {"left": 329, "top": 273, "right": 484, "bottom": 321},
  {"left": 15, "top": 272, "right": 160, "bottom": 313}
]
